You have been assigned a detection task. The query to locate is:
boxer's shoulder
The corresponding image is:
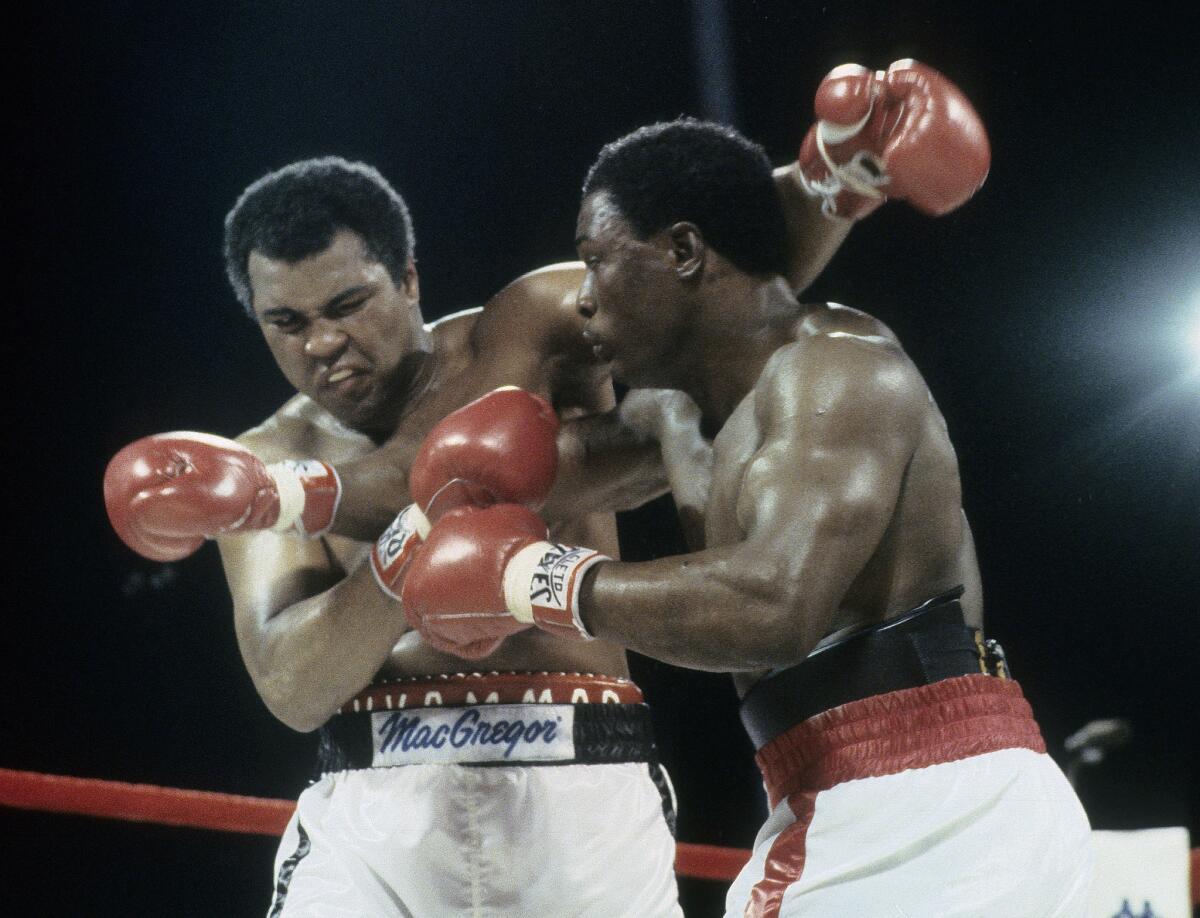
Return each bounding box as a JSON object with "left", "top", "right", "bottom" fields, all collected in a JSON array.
[
  {"left": 237, "top": 394, "right": 374, "bottom": 463},
  {"left": 429, "top": 262, "right": 608, "bottom": 416},
  {"left": 494, "top": 261, "right": 587, "bottom": 306},
  {"left": 758, "top": 306, "right": 922, "bottom": 420},
  {"left": 426, "top": 306, "right": 483, "bottom": 354},
  {"left": 795, "top": 301, "right": 900, "bottom": 345}
]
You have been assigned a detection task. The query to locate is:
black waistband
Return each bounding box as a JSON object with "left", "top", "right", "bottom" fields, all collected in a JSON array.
[
  {"left": 739, "top": 588, "right": 1008, "bottom": 749},
  {"left": 316, "top": 701, "right": 658, "bottom": 776}
]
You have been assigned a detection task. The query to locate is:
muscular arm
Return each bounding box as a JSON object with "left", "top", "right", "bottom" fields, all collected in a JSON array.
[
  {"left": 544, "top": 391, "right": 675, "bottom": 519},
  {"left": 775, "top": 163, "right": 852, "bottom": 295},
  {"left": 546, "top": 389, "right": 712, "bottom": 549},
  {"left": 218, "top": 528, "right": 405, "bottom": 733},
  {"left": 327, "top": 266, "right": 705, "bottom": 530},
  {"left": 324, "top": 440, "right": 419, "bottom": 540},
  {"left": 323, "top": 169, "right": 846, "bottom": 534},
  {"left": 326, "top": 266, "right": 603, "bottom": 539},
  {"left": 577, "top": 336, "right": 924, "bottom": 671}
]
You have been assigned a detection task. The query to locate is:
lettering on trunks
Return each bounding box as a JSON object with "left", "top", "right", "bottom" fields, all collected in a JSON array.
[
  {"left": 529, "top": 544, "right": 592, "bottom": 608},
  {"left": 370, "top": 703, "right": 577, "bottom": 766}
]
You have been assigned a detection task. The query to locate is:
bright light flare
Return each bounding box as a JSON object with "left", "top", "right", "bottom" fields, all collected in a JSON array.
[{"left": 1188, "top": 314, "right": 1200, "bottom": 360}]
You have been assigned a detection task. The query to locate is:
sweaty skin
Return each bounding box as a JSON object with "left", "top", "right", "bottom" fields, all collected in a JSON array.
[
  {"left": 318, "top": 163, "right": 848, "bottom": 538},
  {"left": 568, "top": 190, "right": 983, "bottom": 696},
  {"left": 218, "top": 240, "right": 629, "bottom": 732},
  {"left": 217, "top": 177, "right": 847, "bottom": 732}
]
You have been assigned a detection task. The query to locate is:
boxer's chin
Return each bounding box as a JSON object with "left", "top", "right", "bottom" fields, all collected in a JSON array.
[{"left": 317, "top": 384, "right": 382, "bottom": 432}]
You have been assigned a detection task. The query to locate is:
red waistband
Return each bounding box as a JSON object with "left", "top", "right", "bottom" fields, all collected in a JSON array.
[
  {"left": 756, "top": 675, "right": 1045, "bottom": 809},
  {"left": 338, "top": 671, "right": 642, "bottom": 715}
]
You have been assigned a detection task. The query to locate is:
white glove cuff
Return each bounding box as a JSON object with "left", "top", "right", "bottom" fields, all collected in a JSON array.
[
  {"left": 408, "top": 503, "right": 432, "bottom": 539},
  {"left": 503, "top": 542, "right": 609, "bottom": 640},
  {"left": 504, "top": 542, "right": 553, "bottom": 624},
  {"left": 370, "top": 504, "right": 428, "bottom": 600},
  {"left": 266, "top": 462, "right": 305, "bottom": 532}
]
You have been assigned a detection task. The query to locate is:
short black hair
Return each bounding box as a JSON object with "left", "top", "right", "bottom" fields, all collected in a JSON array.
[
  {"left": 223, "top": 157, "right": 416, "bottom": 316},
  {"left": 582, "top": 119, "right": 788, "bottom": 278}
]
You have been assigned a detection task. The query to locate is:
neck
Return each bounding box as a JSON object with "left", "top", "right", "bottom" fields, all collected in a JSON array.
[
  {"left": 680, "top": 273, "right": 801, "bottom": 429},
  {"left": 360, "top": 346, "right": 439, "bottom": 444}
]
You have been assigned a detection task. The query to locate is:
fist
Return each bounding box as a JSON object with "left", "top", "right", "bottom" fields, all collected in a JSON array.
[
  {"left": 400, "top": 504, "right": 550, "bottom": 659},
  {"left": 798, "top": 59, "right": 990, "bottom": 219},
  {"left": 409, "top": 388, "right": 559, "bottom": 522},
  {"left": 104, "top": 432, "right": 281, "bottom": 562}
]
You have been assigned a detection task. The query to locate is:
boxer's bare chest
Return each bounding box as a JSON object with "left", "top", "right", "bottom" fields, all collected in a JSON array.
[
  {"left": 292, "top": 364, "right": 630, "bottom": 679},
  {"left": 655, "top": 389, "right": 763, "bottom": 551},
  {"left": 705, "top": 392, "right": 763, "bottom": 550},
  {"left": 317, "top": 383, "right": 479, "bottom": 571}
]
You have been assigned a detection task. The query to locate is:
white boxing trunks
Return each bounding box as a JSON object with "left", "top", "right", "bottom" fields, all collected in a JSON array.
[
  {"left": 267, "top": 672, "right": 681, "bottom": 918},
  {"left": 725, "top": 675, "right": 1095, "bottom": 917}
]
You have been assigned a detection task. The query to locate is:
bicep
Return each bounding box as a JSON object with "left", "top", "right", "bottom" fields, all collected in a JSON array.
[
  {"left": 218, "top": 531, "right": 344, "bottom": 643},
  {"left": 737, "top": 374, "right": 917, "bottom": 616}
]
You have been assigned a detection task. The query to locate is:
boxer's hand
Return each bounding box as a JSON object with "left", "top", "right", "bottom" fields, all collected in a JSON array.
[
  {"left": 409, "top": 387, "right": 559, "bottom": 522},
  {"left": 798, "top": 59, "right": 990, "bottom": 220},
  {"left": 400, "top": 504, "right": 610, "bottom": 659},
  {"left": 104, "top": 432, "right": 340, "bottom": 561}
]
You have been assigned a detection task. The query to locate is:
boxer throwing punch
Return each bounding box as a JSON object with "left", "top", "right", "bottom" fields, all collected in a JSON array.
[
  {"left": 399, "top": 62, "right": 1096, "bottom": 917},
  {"left": 101, "top": 58, "right": 928, "bottom": 916}
]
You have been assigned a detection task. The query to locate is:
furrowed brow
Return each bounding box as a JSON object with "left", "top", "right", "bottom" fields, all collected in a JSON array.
[{"left": 325, "top": 284, "right": 372, "bottom": 309}]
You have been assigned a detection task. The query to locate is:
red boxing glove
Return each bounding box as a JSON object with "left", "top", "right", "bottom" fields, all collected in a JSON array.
[
  {"left": 104, "top": 432, "right": 341, "bottom": 562},
  {"left": 798, "top": 59, "right": 991, "bottom": 220},
  {"left": 409, "top": 387, "right": 559, "bottom": 523},
  {"left": 371, "top": 387, "right": 562, "bottom": 651},
  {"left": 370, "top": 502, "right": 428, "bottom": 608},
  {"left": 400, "top": 504, "right": 610, "bottom": 660}
]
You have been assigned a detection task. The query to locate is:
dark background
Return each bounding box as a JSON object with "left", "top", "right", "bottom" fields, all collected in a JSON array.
[{"left": 6, "top": 1, "right": 1198, "bottom": 915}]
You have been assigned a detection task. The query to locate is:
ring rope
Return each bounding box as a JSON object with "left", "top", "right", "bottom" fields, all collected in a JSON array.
[
  {"left": 4, "top": 768, "right": 1196, "bottom": 900},
  {"left": 0, "top": 767, "right": 751, "bottom": 881}
]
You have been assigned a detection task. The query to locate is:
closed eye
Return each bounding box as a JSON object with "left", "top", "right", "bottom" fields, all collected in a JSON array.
[
  {"left": 263, "top": 310, "right": 304, "bottom": 332},
  {"left": 330, "top": 296, "right": 368, "bottom": 318}
]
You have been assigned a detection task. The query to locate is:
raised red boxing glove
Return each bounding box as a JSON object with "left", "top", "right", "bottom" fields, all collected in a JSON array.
[
  {"left": 798, "top": 59, "right": 991, "bottom": 220},
  {"left": 400, "top": 503, "right": 610, "bottom": 659},
  {"left": 104, "top": 432, "right": 341, "bottom": 561},
  {"left": 408, "top": 387, "right": 560, "bottom": 524}
]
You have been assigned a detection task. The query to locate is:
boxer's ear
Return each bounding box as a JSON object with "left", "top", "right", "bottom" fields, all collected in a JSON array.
[
  {"left": 402, "top": 259, "right": 420, "bottom": 301},
  {"left": 667, "top": 222, "right": 704, "bottom": 281}
]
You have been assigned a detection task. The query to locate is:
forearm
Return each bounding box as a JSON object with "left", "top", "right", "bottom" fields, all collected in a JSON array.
[
  {"left": 543, "top": 413, "right": 669, "bottom": 520},
  {"left": 774, "top": 163, "right": 852, "bottom": 295},
  {"left": 241, "top": 565, "right": 407, "bottom": 732},
  {"left": 577, "top": 549, "right": 820, "bottom": 672},
  {"left": 327, "top": 444, "right": 418, "bottom": 540}
]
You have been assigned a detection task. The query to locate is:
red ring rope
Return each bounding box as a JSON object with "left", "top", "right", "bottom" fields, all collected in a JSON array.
[
  {"left": 0, "top": 768, "right": 749, "bottom": 881},
  {"left": 2, "top": 767, "right": 1195, "bottom": 902}
]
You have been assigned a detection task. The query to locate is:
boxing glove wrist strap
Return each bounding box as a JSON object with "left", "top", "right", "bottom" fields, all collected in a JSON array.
[
  {"left": 503, "top": 542, "right": 609, "bottom": 641},
  {"left": 370, "top": 504, "right": 431, "bottom": 600},
  {"left": 266, "top": 460, "right": 342, "bottom": 538},
  {"left": 815, "top": 120, "right": 889, "bottom": 201}
]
